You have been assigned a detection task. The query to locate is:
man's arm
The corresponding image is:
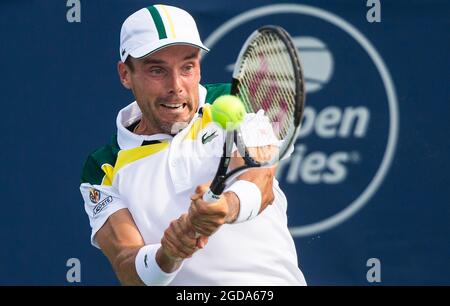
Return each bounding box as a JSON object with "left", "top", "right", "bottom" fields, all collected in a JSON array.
[
  {"left": 229, "top": 146, "right": 277, "bottom": 210},
  {"left": 95, "top": 208, "right": 201, "bottom": 285},
  {"left": 188, "top": 145, "right": 277, "bottom": 237}
]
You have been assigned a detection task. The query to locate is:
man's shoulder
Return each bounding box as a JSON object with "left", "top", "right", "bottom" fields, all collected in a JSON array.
[
  {"left": 81, "top": 135, "right": 120, "bottom": 185},
  {"left": 204, "top": 83, "right": 231, "bottom": 104}
]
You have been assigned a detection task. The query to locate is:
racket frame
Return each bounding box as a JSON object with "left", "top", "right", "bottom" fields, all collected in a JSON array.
[{"left": 206, "top": 25, "right": 306, "bottom": 200}]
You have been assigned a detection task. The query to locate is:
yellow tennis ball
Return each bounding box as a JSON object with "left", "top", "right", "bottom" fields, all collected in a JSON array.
[{"left": 211, "top": 95, "right": 246, "bottom": 131}]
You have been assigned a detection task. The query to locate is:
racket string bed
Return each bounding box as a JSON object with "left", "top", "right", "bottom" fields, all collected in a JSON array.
[{"left": 237, "top": 32, "right": 296, "bottom": 140}]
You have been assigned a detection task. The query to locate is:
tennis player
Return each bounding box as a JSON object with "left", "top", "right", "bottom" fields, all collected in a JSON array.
[{"left": 79, "top": 4, "right": 306, "bottom": 286}]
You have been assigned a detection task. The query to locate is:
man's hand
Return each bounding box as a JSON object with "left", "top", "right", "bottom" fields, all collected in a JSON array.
[
  {"left": 160, "top": 214, "right": 208, "bottom": 260},
  {"left": 188, "top": 184, "right": 240, "bottom": 236},
  {"left": 188, "top": 146, "right": 278, "bottom": 237}
]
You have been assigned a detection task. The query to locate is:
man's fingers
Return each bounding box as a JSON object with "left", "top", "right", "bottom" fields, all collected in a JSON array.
[
  {"left": 188, "top": 193, "right": 228, "bottom": 237},
  {"left": 181, "top": 215, "right": 199, "bottom": 239},
  {"left": 162, "top": 231, "right": 191, "bottom": 258},
  {"left": 163, "top": 232, "right": 195, "bottom": 258},
  {"left": 163, "top": 220, "right": 198, "bottom": 258},
  {"left": 192, "top": 221, "right": 218, "bottom": 236},
  {"left": 194, "top": 183, "right": 210, "bottom": 196},
  {"left": 161, "top": 235, "right": 190, "bottom": 259},
  {"left": 173, "top": 219, "right": 197, "bottom": 249},
  {"left": 191, "top": 193, "right": 201, "bottom": 201},
  {"left": 196, "top": 236, "right": 209, "bottom": 249},
  {"left": 177, "top": 215, "right": 201, "bottom": 250},
  {"left": 188, "top": 205, "right": 222, "bottom": 236}
]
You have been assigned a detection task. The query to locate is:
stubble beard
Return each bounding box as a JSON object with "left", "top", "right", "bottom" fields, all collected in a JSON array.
[{"left": 142, "top": 108, "right": 194, "bottom": 135}]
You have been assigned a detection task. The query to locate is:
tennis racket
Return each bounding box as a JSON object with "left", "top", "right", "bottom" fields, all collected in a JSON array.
[{"left": 203, "top": 25, "right": 306, "bottom": 203}]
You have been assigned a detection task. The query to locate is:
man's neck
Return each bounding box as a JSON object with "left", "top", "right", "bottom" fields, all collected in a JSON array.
[
  {"left": 132, "top": 117, "right": 180, "bottom": 136},
  {"left": 133, "top": 118, "right": 159, "bottom": 135}
]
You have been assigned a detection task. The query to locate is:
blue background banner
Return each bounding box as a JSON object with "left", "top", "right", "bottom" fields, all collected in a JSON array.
[{"left": 0, "top": 0, "right": 448, "bottom": 285}]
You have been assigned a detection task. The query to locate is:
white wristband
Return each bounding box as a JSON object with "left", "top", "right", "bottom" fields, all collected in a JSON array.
[
  {"left": 225, "top": 180, "right": 262, "bottom": 224},
  {"left": 135, "top": 243, "right": 183, "bottom": 286}
]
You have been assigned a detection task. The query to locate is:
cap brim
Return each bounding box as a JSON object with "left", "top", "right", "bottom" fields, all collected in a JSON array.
[{"left": 129, "top": 39, "right": 209, "bottom": 59}]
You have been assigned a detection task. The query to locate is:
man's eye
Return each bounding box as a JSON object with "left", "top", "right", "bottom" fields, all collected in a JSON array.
[
  {"left": 150, "top": 68, "right": 164, "bottom": 75},
  {"left": 183, "top": 65, "right": 194, "bottom": 73}
]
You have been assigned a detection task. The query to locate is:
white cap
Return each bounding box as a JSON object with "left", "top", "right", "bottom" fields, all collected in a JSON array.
[{"left": 119, "top": 4, "right": 209, "bottom": 62}]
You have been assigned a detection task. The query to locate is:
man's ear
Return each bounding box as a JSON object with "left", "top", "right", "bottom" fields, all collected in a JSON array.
[{"left": 117, "top": 61, "right": 132, "bottom": 89}]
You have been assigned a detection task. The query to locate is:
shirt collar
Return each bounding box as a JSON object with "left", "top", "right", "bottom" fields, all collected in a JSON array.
[{"left": 117, "top": 84, "right": 207, "bottom": 150}]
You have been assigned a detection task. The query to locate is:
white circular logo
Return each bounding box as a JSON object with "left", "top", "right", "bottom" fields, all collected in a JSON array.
[{"left": 202, "top": 4, "right": 399, "bottom": 237}]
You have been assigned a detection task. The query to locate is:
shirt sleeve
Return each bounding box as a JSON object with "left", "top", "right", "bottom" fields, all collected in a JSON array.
[{"left": 80, "top": 183, "right": 128, "bottom": 248}]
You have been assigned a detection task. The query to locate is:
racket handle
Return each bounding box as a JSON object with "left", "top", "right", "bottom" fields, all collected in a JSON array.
[{"left": 203, "top": 189, "right": 220, "bottom": 203}]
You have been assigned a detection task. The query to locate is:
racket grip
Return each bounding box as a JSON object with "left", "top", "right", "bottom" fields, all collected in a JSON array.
[{"left": 203, "top": 189, "right": 220, "bottom": 203}]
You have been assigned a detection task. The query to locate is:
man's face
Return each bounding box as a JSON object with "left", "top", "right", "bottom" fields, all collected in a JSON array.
[{"left": 125, "top": 45, "right": 201, "bottom": 134}]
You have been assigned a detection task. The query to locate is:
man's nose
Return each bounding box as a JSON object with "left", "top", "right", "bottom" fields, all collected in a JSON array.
[{"left": 167, "top": 71, "right": 183, "bottom": 95}]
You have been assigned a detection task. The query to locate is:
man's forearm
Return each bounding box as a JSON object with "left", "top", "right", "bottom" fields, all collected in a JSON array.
[{"left": 113, "top": 247, "right": 145, "bottom": 285}]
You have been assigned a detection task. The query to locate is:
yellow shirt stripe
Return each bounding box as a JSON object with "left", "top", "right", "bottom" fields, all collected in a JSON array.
[
  {"left": 184, "top": 105, "right": 213, "bottom": 140},
  {"left": 101, "top": 142, "right": 169, "bottom": 186},
  {"left": 159, "top": 5, "right": 176, "bottom": 38},
  {"left": 101, "top": 164, "right": 114, "bottom": 186}
]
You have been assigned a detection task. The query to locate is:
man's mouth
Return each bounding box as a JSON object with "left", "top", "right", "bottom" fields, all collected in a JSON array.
[{"left": 160, "top": 103, "right": 187, "bottom": 110}]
